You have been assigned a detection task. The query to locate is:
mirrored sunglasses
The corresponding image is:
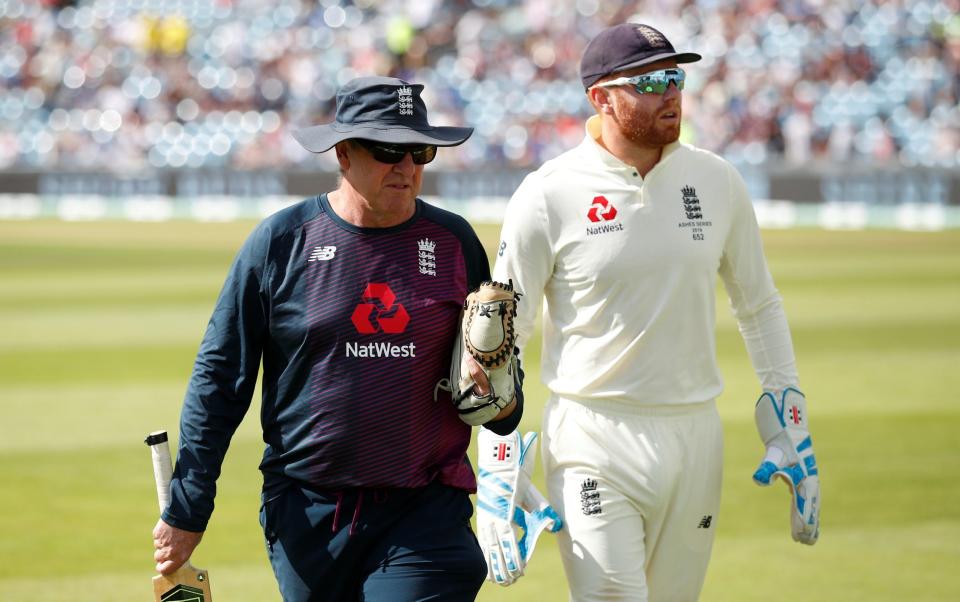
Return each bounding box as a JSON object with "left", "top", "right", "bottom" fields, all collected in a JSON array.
[
  {"left": 595, "top": 68, "right": 686, "bottom": 95},
  {"left": 355, "top": 139, "right": 438, "bottom": 165}
]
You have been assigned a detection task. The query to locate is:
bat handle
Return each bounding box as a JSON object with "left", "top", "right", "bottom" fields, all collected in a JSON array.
[{"left": 145, "top": 430, "right": 174, "bottom": 513}]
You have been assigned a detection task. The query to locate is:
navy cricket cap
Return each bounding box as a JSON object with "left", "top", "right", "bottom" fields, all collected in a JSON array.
[
  {"left": 293, "top": 76, "right": 473, "bottom": 153},
  {"left": 580, "top": 23, "right": 702, "bottom": 89}
]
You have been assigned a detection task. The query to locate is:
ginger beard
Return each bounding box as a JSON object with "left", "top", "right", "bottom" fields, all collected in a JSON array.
[{"left": 609, "top": 89, "right": 682, "bottom": 148}]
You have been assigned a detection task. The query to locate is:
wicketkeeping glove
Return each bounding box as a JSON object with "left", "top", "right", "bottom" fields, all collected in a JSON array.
[
  {"left": 753, "top": 387, "right": 821, "bottom": 545},
  {"left": 440, "top": 280, "right": 520, "bottom": 426},
  {"left": 476, "top": 429, "right": 562, "bottom": 586}
]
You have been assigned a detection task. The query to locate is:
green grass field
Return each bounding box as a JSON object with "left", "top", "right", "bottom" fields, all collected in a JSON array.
[{"left": 1, "top": 220, "right": 959, "bottom": 601}]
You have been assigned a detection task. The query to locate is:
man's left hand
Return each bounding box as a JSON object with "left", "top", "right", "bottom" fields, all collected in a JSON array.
[
  {"left": 152, "top": 519, "right": 203, "bottom": 574},
  {"left": 453, "top": 281, "right": 519, "bottom": 425},
  {"left": 753, "top": 387, "right": 821, "bottom": 544}
]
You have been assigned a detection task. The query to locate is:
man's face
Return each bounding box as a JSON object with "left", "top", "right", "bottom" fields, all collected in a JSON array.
[
  {"left": 343, "top": 141, "right": 425, "bottom": 208},
  {"left": 602, "top": 59, "right": 683, "bottom": 148}
]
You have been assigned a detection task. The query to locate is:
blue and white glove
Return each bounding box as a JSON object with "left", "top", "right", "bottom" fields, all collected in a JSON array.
[
  {"left": 476, "top": 429, "right": 562, "bottom": 586},
  {"left": 753, "top": 387, "right": 821, "bottom": 545}
]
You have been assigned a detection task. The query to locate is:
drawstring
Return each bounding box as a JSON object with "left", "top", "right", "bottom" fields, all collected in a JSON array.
[
  {"left": 332, "top": 490, "right": 390, "bottom": 536},
  {"left": 349, "top": 491, "right": 364, "bottom": 536},
  {"left": 332, "top": 491, "right": 344, "bottom": 533}
]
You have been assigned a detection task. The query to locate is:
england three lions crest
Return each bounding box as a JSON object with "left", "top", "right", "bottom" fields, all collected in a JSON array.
[
  {"left": 417, "top": 238, "right": 437, "bottom": 276},
  {"left": 397, "top": 86, "right": 414, "bottom": 116},
  {"left": 682, "top": 186, "right": 703, "bottom": 220},
  {"left": 678, "top": 185, "right": 711, "bottom": 241}
]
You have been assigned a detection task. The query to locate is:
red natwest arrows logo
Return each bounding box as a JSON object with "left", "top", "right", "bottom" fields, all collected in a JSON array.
[
  {"left": 351, "top": 283, "right": 410, "bottom": 334},
  {"left": 587, "top": 196, "right": 618, "bottom": 222}
]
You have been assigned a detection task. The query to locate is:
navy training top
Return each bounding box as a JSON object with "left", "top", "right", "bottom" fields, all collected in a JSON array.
[{"left": 163, "top": 195, "right": 523, "bottom": 532}]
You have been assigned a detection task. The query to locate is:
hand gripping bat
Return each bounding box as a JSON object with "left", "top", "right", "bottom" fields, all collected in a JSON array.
[{"left": 145, "top": 431, "right": 213, "bottom": 602}]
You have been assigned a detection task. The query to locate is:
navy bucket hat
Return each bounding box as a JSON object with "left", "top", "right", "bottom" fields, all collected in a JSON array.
[
  {"left": 292, "top": 76, "right": 473, "bottom": 153},
  {"left": 580, "top": 23, "right": 702, "bottom": 88}
]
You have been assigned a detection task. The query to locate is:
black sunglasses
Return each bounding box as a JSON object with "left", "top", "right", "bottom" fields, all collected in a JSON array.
[{"left": 354, "top": 139, "right": 438, "bottom": 165}]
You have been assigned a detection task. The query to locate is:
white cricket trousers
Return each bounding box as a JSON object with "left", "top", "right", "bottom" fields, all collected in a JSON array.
[{"left": 542, "top": 395, "right": 724, "bottom": 602}]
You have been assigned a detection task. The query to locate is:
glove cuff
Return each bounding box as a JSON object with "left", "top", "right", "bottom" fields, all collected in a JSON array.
[
  {"left": 755, "top": 387, "right": 809, "bottom": 444},
  {"left": 478, "top": 429, "right": 522, "bottom": 472},
  {"left": 754, "top": 387, "right": 818, "bottom": 485}
]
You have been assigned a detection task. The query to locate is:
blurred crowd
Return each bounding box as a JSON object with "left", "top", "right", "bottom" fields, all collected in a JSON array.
[{"left": 0, "top": 0, "right": 957, "bottom": 172}]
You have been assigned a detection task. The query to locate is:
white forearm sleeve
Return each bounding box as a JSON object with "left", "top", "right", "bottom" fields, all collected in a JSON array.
[
  {"left": 736, "top": 294, "right": 798, "bottom": 391},
  {"left": 718, "top": 165, "right": 799, "bottom": 392}
]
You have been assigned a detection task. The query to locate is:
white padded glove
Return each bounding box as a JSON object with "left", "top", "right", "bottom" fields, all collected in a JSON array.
[
  {"left": 476, "top": 429, "right": 562, "bottom": 585},
  {"left": 435, "top": 281, "right": 519, "bottom": 425},
  {"left": 753, "top": 387, "right": 821, "bottom": 544}
]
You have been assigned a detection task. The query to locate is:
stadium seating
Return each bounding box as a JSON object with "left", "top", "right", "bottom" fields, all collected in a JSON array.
[{"left": 0, "top": 0, "right": 957, "bottom": 171}]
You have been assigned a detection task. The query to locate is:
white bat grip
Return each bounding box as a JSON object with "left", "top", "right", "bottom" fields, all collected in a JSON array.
[{"left": 147, "top": 430, "right": 174, "bottom": 513}]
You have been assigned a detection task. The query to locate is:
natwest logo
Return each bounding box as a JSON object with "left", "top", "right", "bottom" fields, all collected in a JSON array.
[
  {"left": 587, "top": 196, "right": 618, "bottom": 222},
  {"left": 351, "top": 283, "right": 410, "bottom": 334}
]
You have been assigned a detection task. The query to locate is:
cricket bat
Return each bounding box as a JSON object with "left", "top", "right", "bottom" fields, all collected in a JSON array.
[{"left": 145, "top": 430, "right": 213, "bottom": 602}]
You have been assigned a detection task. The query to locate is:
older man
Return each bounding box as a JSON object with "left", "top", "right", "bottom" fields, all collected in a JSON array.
[{"left": 151, "top": 76, "right": 522, "bottom": 601}]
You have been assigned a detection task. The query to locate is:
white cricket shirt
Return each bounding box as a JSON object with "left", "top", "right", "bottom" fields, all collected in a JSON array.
[{"left": 493, "top": 116, "right": 798, "bottom": 407}]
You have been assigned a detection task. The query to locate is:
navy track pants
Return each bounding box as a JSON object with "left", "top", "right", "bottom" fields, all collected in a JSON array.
[{"left": 260, "top": 480, "right": 487, "bottom": 601}]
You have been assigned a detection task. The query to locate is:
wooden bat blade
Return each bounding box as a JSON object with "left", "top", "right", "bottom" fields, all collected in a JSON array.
[{"left": 153, "top": 563, "right": 212, "bottom": 602}]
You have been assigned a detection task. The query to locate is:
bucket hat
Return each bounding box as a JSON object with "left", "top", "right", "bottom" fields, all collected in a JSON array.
[{"left": 293, "top": 76, "right": 473, "bottom": 153}]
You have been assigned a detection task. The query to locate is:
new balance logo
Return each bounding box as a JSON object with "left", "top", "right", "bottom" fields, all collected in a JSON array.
[
  {"left": 308, "top": 246, "right": 337, "bottom": 261},
  {"left": 698, "top": 515, "right": 713, "bottom": 529}
]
